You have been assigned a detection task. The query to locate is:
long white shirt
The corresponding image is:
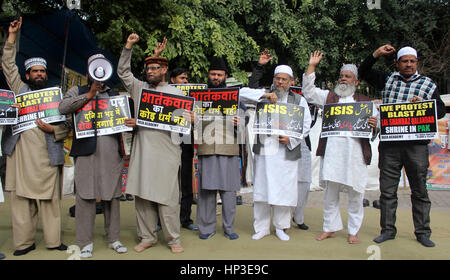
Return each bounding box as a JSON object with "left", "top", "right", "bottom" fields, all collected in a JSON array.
[
  {"left": 302, "top": 73, "right": 377, "bottom": 194},
  {"left": 240, "top": 87, "right": 312, "bottom": 206}
]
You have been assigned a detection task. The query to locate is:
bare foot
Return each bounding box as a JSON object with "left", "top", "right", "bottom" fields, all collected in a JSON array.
[
  {"left": 316, "top": 232, "right": 336, "bottom": 241},
  {"left": 348, "top": 234, "right": 360, "bottom": 244},
  {"left": 134, "top": 242, "right": 156, "bottom": 253}
]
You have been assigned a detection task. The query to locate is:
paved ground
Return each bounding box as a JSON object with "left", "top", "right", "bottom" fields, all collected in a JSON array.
[{"left": 239, "top": 187, "right": 450, "bottom": 210}]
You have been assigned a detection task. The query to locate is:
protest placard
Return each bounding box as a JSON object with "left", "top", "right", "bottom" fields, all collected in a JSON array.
[
  {"left": 172, "top": 84, "right": 207, "bottom": 96},
  {"left": 74, "top": 95, "right": 133, "bottom": 139},
  {"left": 379, "top": 100, "right": 438, "bottom": 141},
  {"left": 137, "top": 89, "right": 194, "bottom": 134},
  {"left": 321, "top": 102, "right": 374, "bottom": 138},
  {"left": 12, "top": 87, "right": 66, "bottom": 135},
  {"left": 189, "top": 87, "right": 239, "bottom": 120},
  {"left": 0, "top": 89, "right": 18, "bottom": 125},
  {"left": 253, "top": 102, "right": 305, "bottom": 139}
]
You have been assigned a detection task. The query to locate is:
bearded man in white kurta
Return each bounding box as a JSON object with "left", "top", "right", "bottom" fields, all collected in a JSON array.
[
  {"left": 302, "top": 51, "right": 378, "bottom": 244},
  {"left": 241, "top": 65, "right": 311, "bottom": 241}
]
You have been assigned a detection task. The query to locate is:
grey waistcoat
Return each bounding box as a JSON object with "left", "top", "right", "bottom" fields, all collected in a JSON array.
[
  {"left": 253, "top": 91, "right": 302, "bottom": 161},
  {"left": 1, "top": 85, "right": 65, "bottom": 166}
]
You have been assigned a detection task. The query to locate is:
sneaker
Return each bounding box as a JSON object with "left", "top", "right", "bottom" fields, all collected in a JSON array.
[
  {"left": 224, "top": 232, "right": 239, "bottom": 240},
  {"left": 109, "top": 241, "right": 128, "bottom": 253},
  {"left": 182, "top": 223, "right": 199, "bottom": 231},
  {"left": 275, "top": 228, "right": 290, "bottom": 241},
  {"left": 252, "top": 231, "right": 270, "bottom": 240},
  {"left": 80, "top": 243, "right": 93, "bottom": 258},
  {"left": 199, "top": 232, "right": 215, "bottom": 240}
]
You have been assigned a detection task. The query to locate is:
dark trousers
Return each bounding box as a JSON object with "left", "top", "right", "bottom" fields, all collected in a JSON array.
[
  {"left": 378, "top": 142, "right": 431, "bottom": 238},
  {"left": 180, "top": 143, "right": 194, "bottom": 227}
]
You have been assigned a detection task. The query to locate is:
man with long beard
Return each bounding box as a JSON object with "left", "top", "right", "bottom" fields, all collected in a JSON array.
[
  {"left": 302, "top": 51, "right": 378, "bottom": 244},
  {"left": 1, "top": 17, "right": 70, "bottom": 256},
  {"left": 117, "top": 33, "right": 189, "bottom": 253},
  {"left": 240, "top": 65, "right": 312, "bottom": 241}
]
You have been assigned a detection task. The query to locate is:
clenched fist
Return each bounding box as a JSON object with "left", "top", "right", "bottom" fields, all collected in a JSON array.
[{"left": 126, "top": 33, "right": 140, "bottom": 49}]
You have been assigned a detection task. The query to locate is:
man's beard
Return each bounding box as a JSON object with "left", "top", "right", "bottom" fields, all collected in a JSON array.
[
  {"left": 26, "top": 76, "right": 48, "bottom": 90},
  {"left": 146, "top": 73, "right": 164, "bottom": 87},
  {"left": 207, "top": 78, "right": 226, "bottom": 88},
  {"left": 334, "top": 83, "right": 356, "bottom": 98},
  {"left": 272, "top": 85, "right": 289, "bottom": 100}
]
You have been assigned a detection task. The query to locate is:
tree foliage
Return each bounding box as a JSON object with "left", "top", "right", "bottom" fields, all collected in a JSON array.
[{"left": 2, "top": 0, "right": 448, "bottom": 93}]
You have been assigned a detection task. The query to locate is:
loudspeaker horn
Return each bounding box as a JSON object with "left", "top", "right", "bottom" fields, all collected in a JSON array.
[{"left": 87, "top": 54, "right": 113, "bottom": 82}]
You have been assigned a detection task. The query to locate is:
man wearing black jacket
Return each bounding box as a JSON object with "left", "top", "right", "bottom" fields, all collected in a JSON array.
[{"left": 359, "top": 44, "right": 446, "bottom": 247}]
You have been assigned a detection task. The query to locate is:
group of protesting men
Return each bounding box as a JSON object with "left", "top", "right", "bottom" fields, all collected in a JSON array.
[{"left": 0, "top": 16, "right": 446, "bottom": 259}]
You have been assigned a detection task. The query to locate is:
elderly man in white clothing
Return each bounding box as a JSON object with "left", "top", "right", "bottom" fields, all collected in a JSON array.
[
  {"left": 302, "top": 51, "right": 378, "bottom": 244},
  {"left": 240, "top": 65, "right": 312, "bottom": 241}
]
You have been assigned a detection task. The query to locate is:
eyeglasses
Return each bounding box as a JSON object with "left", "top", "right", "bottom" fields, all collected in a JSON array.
[{"left": 147, "top": 66, "right": 161, "bottom": 72}]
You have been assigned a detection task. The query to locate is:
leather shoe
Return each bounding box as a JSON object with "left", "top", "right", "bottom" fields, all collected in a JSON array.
[
  {"left": 13, "top": 243, "right": 36, "bottom": 256},
  {"left": 48, "top": 243, "right": 68, "bottom": 251},
  {"left": 372, "top": 200, "right": 381, "bottom": 209},
  {"left": 373, "top": 234, "right": 395, "bottom": 243},
  {"left": 297, "top": 223, "right": 309, "bottom": 230},
  {"left": 417, "top": 236, "right": 435, "bottom": 247}
]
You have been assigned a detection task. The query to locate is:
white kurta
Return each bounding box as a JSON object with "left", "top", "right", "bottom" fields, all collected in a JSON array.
[
  {"left": 239, "top": 88, "right": 312, "bottom": 206},
  {"left": 302, "top": 73, "right": 377, "bottom": 194}
]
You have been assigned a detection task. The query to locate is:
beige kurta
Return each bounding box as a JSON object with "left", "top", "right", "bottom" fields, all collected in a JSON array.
[
  {"left": 2, "top": 41, "right": 68, "bottom": 200},
  {"left": 117, "top": 47, "right": 183, "bottom": 207}
]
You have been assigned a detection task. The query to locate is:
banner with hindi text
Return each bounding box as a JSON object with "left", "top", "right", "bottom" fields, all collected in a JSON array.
[
  {"left": 189, "top": 87, "right": 239, "bottom": 120},
  {"left": 137, "top": 89, "right": 194, "bottom": 134},
  {"left": 74, "top": 95, "right": 132, "bottom": 139}
]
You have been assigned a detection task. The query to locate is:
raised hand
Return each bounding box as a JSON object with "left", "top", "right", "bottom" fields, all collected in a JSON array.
[
  {"left": 306, "top": 50, "right": 323, "bottom": 75},
  {"left": 9, "top": 17, "right": 22, "bottom": 34},
  {"left": 153, "top": 37, "right": 167, "bottom": 57},
  {"left": 373, "top": 44, "right": 396, "bottom": 58},
  {"left": 308, "top": 50, "right": 323, "bottom": 67},
  {"left": 126, "top": 33, "right": 140, "bottom": 49},
  {"left": 7, "top": 17, "right": 22, "bottom": 43},
  {"left": 258, "top": 49, "right": 272, "bottom": 66}
]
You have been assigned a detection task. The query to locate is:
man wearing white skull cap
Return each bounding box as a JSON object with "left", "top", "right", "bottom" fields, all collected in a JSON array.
[
  {"left": 239, "top": 64, "right": 312, "bottom": 241},
  {"left": 301, "top": 51, "right": 378, "bottom": 244},
  {"left": 359, "top": 44, "right": 446, "bottom": 247},
  {"left": 1, "top": 17, "right": 70, "bottom": 256}
]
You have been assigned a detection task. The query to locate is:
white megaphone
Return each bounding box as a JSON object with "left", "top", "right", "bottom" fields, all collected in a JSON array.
[{"left": 87, "top": 54, "right": 113, "bottom": 82}]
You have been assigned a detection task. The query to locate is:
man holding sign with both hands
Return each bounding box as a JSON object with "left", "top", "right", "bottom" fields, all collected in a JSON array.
[{"left": 359, "top": 44, "right": 446, "bottom": 247}]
